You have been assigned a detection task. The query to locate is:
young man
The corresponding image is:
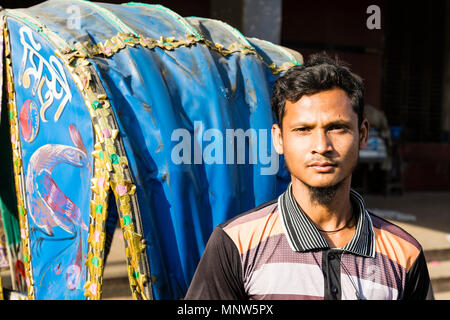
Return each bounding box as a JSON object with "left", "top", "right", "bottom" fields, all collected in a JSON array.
[{"left": 185, "top": 53, "right": 434, "bottom": 300}]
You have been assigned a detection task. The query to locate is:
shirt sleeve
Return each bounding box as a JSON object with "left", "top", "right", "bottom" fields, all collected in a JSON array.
[
  {"left": 403, "top": 250, "right": 434, "bottom": 300},
  {"left": 184, "top": 226, "right": 247, "bottom": 300}
]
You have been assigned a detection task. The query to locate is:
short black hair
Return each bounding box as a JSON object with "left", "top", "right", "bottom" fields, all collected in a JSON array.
[{"left": 271, "top": 52, "right": 365, "bottom": 129}]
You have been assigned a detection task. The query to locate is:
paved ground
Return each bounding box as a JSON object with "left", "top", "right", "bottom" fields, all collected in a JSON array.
[
  {"left": 102, "top": 229, "right": 132, "bottom": 300},
  {"left": 364, "top": 192, "right": 450, "bottom": 300},
  {"left": 101, "top": 190, "right": 450, "bottom": 300}
]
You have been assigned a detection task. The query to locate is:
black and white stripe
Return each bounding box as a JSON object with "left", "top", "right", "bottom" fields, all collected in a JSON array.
[
  {"left": 343, "top": 189, "right": 375, "bottom": 258},
  {"left": 278, "top": 183, "right": 375, "bottom": 258}
]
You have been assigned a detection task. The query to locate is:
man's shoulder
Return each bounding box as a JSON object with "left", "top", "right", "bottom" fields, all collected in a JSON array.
[
  {"left": 368, "top": 210, "right": 423, "bottom": 267},
  {"left": 218, "top": 199, "right": 279, "bottom": 231},
  {"left": 368, "top": 211, "right": 421, "bottom": 248},
  {"left": 216, "top": 199, "right": 282, "bottom": 255}
]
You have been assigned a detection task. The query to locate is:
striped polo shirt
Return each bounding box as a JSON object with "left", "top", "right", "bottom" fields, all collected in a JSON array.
[{"left": 185, "top": 185, "right": 434, "bottom": 300}]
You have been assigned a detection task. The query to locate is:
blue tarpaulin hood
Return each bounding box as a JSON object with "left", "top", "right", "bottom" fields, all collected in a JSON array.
[{"left": 1, "top": 0, "right": 301, "bottom": 299}]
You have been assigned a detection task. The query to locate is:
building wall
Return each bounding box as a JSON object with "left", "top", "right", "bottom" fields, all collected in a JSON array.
[
  {"left": 281, "top": 0, "right": 384, "bottom": 110},
  {"left": 381, "top": 0, "right": 449, "bottom": 191},
  {"left": 443, "top": 0, "right": 450, "bottom": 142}
]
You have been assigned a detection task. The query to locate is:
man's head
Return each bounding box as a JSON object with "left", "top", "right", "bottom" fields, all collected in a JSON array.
[
  {"left": 272, "top": 53, "right": 365, "bottom": 130},
  {"left": 271, "top": 53, "right": 369, "bottom": 204}
]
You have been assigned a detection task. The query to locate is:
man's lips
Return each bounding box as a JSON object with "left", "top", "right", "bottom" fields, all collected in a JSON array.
[{"left": 308, "top": 162, "right": 337, "bottom": 172}]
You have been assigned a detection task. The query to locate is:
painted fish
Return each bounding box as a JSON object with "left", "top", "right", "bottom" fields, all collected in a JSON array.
[{"left": 25, "top": 124, "right": 90, "bottom": 290}]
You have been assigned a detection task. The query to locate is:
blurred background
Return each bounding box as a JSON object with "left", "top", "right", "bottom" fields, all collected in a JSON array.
[{"left": 0, "top": 0, "right": 449, "bottom": 299}]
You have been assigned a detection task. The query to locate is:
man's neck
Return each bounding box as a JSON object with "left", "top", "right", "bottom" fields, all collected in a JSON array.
[{"left": 290, "top": 176, "right": 354, "bottom": 232}]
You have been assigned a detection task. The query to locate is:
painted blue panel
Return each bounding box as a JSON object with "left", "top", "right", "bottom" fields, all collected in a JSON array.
[{"left": 8, "top": 18, "right": 93, "bottom": 300}]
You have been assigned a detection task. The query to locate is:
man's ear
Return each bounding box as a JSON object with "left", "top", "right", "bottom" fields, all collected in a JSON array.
[
  {"left": 272, "top": 123, "right": 284, "bottom": 155},
  {"left": 359, "top": 119, "right": 370, "bottom": 150}
]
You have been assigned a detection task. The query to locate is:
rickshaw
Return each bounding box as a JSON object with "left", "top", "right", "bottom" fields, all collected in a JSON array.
[{"left": 0, "top": 0, "right": 302, "bottom": 300}]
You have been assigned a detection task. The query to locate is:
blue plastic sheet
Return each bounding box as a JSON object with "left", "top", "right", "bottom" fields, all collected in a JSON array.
[{"left": 2, "top": 0, "right": 300, "bottom": 299}]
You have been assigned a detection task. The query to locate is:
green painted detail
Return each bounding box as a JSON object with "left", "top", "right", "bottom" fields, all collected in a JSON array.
[
  {"left": 92, "top": 100, "right": 102, "bottom": 110},
  {"left": 123, "top": 215, "right": 132, "bottom": 226},
  {"left": 91, "top": 256, "right": 99, "bottom": 266},
  {"left": 110, "top": 154, "right": 119, "bottom": 164},
  {"left": 95, "top": 204, "right": 103, "bottom": 214}
]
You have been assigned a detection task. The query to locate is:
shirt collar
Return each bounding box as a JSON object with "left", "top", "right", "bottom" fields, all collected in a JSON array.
[{"left": 278, "top": 183, "right": 375, "bottom": 258}]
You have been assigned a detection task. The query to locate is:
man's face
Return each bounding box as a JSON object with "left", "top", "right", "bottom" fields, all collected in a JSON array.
[{"left": 272, "top": 88, "right": 369, "bottom": 189}]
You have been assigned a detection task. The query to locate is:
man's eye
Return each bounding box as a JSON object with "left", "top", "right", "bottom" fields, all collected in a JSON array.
[
  {"left": 294, "top": 127, "right": 310, "bottom": 132},
  {"left": 329, "top": 125, "right": 347, "bottom": 132}
]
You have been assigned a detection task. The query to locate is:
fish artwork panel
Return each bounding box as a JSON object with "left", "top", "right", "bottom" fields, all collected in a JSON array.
[{"left": 25, "top": 123, "right": 90, "bottom": 295}]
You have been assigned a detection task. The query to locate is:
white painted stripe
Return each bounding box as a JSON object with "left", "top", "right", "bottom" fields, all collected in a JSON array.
[
  {"left": 341, "top": 274, "right": 399, "bottom": 300},
  {"left": 245, "top": 263, "right": 324, "bottom": 297}
]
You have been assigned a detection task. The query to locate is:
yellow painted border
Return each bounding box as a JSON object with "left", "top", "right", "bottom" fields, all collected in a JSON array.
[
  {"left": 74, "top": 31, "right": 297, "bottom": 75},
  {"left": 3, "top": 18, "right": 34, "bottom": 299}
]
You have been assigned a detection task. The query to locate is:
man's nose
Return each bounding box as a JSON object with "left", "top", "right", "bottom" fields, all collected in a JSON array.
[{"left": 312, "top": 130, "right": 332, "bottom": 154}]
